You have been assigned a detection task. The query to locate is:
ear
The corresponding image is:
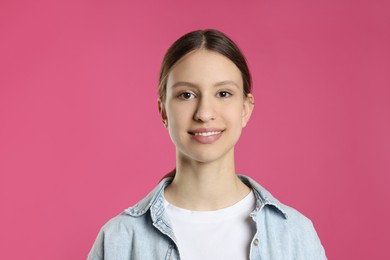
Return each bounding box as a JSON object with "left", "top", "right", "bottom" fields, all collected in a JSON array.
[
  {"left": 158, "top": 98, "right": 168, "bottom": 128},
  {"left": 241, "top": 93, "right": 254, "bottom": 128}
]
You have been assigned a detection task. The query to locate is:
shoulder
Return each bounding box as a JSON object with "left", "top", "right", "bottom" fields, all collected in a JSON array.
[
  {"left": 96, "top": 175, "right": 172, "bottom": 236},
  {"left": 240, "top": 174, "right": 319, "bottom": 233},
  {"left": 100, "top": 211, "right": 151, "bottom": 235},
  {"left": 87, "top": 213, "right": 147, "bottom": 259},
  {"left": 88, "top": 204, "right": 165, "bottom": 259},
  {"left": 275, "top": 203, "right": 320, "bottom": 240},
  {"left": 88, "top": 209, "right": 175, "bottom": 260},
  {"left": 88, "top": 179, "right": 174, "bottom": 259},
  {"left": 238, "top": 174, "right": 327, "bottom": 259},
  {"left": 260, "top": 204, "right": 326, "bottom": 259}
]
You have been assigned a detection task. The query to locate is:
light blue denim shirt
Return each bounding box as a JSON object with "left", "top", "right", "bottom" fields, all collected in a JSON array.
[{"left": 88, "top": 175, "right": 327, "bottom": 259}]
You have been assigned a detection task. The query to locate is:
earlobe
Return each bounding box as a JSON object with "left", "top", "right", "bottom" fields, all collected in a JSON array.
[{"left": 242, "top": 94, "right": 255, "bottom": 128}]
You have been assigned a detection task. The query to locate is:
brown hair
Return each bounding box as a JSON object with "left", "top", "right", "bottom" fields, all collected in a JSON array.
[
  {"left": 158, "top": 29, "right": 252, "bottom": 102},
  {"left": 158, "top": 29, "right": 252, "bottom": 181}
]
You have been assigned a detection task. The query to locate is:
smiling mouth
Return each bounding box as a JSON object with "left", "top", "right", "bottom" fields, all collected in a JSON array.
[
  {"left": 188, "top": 129, "right": 224, "bottom": 144},
  {"left": 192, "top": 131, "right": 222, "bottom": 136},
  {"left": 188, "top": 128, "right": 225, "bottom": 136}
]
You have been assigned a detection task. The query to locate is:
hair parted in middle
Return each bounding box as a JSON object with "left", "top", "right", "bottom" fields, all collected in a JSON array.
[{"left": 158, "top": 29, "right": 252, "bottom": 103}]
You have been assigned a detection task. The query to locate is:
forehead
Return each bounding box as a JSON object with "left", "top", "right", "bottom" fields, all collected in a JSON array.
[{"left": 166, "top": 50, "right": 243, "bottom": 88}]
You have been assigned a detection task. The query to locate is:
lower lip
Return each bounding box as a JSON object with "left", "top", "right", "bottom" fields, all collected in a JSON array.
[{"left": 190, "top": 132, "right": 223, "bottom": 144}]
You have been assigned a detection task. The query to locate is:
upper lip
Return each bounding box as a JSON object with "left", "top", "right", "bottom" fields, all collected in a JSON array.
[{"left": 188, "top": 128, "right": 224, "bottom": 135}]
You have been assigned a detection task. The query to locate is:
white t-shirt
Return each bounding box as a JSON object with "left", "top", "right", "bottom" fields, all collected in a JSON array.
[{"left": 164, "top": 191, "right": 256, "bottom": 260}]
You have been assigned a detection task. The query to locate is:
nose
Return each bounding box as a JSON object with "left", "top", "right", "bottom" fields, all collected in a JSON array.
[{"left": 193, "top": 96, "right": 216, "bottom": 122}]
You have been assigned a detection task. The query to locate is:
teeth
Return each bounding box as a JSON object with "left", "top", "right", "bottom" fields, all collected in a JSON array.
[{"left": 194, "top": 131, "right": 221, "bottom": 136}]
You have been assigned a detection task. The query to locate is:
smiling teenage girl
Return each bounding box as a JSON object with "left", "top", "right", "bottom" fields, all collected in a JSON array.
[{"left": 88, "top": 29, "right": 327, "bottom": 260}]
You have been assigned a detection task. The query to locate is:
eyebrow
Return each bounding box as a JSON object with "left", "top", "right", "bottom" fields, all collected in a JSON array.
[
  {"left": 171, "top": 80, "right": 240, "bottom": 89},
  {"left": 214, "top": 80, "right": 240, "bottom": 89}
]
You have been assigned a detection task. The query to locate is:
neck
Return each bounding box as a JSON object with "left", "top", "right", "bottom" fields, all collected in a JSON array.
[{"left": 164, "top": 151, "right": 250, "bottom": 211}]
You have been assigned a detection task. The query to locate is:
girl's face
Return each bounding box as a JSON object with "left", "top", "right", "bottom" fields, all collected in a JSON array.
[{"left": 159, "top": 50, "right": 254, "bottom": 164}]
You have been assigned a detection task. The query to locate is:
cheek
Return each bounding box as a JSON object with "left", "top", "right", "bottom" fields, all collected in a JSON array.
[
  {"left": 166, "top": 104, "right": 194, "bottom": 138},
  {"left": 167, "top": 104, "right": 191, "bottom": 122},
  {"left": 224, "top": 106, "right": 246, "bottom": 131},
  {"left": 167, "top": 100, "right": 198, "bottom": 118},
  {"left": 224, "top": 103, "right": 244, "bottom": 120}
]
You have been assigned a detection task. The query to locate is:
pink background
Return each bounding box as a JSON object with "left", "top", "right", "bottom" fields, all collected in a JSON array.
[{"left": 1, "top": 0, "right": 389, "bottom": 259}]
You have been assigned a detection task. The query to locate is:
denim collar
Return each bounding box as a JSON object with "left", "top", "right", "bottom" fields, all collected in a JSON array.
[{"left": 124, "top": 174, "right": 288, "bottom": 219}]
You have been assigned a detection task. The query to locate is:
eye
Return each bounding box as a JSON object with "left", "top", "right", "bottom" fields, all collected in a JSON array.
[
  {"left": 217, "top": 91, "right": 232, "bottom": 98},
  {"left": 178, "top": 91, "right": 196, "bottom": 100}
]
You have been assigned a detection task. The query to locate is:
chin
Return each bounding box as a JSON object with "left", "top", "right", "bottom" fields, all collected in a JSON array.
[{"left": 178, "top": 147, "right": 234, "bottom": 165}]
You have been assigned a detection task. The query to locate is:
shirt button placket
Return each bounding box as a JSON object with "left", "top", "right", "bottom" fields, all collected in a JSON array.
[{"left": 253, "top": 238, "right": 259, "bottom": 246}]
